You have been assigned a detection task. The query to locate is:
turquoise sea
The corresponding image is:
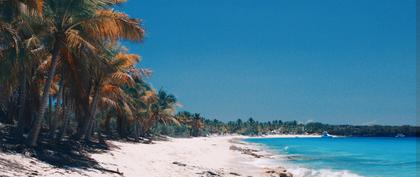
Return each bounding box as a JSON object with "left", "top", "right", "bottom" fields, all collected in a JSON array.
[{"left": 245, "top": 137, "right": 419, "bottom": 177}]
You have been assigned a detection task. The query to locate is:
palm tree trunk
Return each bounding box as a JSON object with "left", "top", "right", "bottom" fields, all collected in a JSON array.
[
  {"left": 79, "top": 80, "right": 101, "bottom": 140},
  {"left": 49, "top": 75, "right": 64, "bottom": 138},
  {"left": 134, "top": 120, "right": 139, "bottom": 142},
  {"left": 117, "top": 115, "right": 128, "bottom": 139},
  {"left": 86, "top": 120, "right": 96, "bottom": 140},
  {"left": 27, "top": 41, "right": 61, "bottom": 146},
  {"left": 15, "top": 68, "right": 27, "bottom": 139},
  {"left": 57, "top": 98, "right": 69, "bottom": 141},
  {"left": 48, "top": 95, "right": 52, "bottom": 129},
  {"left": 0, "top": 85, "right": 9, "bottom": 123},
  {"left": 141, "top": 113, "right": 155, "bottom": 136},
  {"left": 5, "top": 91, "right": 18, "bottom": 124},
  {"left": 104, "top": 114, "right": 112, "bottom": 137},
  {"left": 98, "top": 128, "right": 105, "bottom": 143}
]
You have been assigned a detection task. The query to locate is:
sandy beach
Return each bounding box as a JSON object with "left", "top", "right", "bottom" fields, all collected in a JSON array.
[{"left": 0, "top": 135, "right": 308, "bottom": 177}]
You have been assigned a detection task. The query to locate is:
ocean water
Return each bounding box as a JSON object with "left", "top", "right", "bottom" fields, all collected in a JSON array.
[{"left": 245, "top": 137, "right": 419, "bottom": 177}]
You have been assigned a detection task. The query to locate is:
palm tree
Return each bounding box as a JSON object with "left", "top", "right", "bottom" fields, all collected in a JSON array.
[
  {"left": 80, "top": 49, "right": 140, "bottom": 140},
  {"left": 191, "top": 113, "right": 204, "bottom": 137},
  {"left": 175, "top": 112, "right": 205, "bottom": 137},
  {"left": 119, "top": 76, "right": 153, "bottom": 139},
  {"left": 138, "top": 90, "right": 179, "bottom": 137},
  {"left": 0, "top": 1, "right": 47, "bottom": 136},
  {"left": 26, "top": 0, "right": 144, "bottom": 146}
]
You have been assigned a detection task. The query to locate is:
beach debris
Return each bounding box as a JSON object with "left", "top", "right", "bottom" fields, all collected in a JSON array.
[
  {"left": 172, "top": 161, "right": 187, "bottom": 167},
  {"left": 229, "top": 172, "right": 241, "bottom": 176},
  {"left": 229, "top": 145, "right": 241, "bottom": 151},
  {"left": 229, "top": 145, "right": 263, "bottom": 158},
  {"left": 265, "top": 167, "right": 293, "bottom": 177},
  {"left": 29, "top": 170, "right": 39, "bottom": 176},
  {"left": 23, "top": 150, "right": 34, "bottom": 157},
  {"left": 206, "top": 170, "right": 219, "bottom": 175},
  {"left": 198, "top": 170, "right": 222, "bottom": 177},
  {"left": 99, "top": 167, "right": 124, "bottom": 176}
]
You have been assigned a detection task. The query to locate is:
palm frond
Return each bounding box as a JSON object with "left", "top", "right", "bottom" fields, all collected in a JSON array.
[
  {"left": 81, "top": 10, "right": 144, "bottom": 42},
  {"left": 122, "top": 101, "right": 134, "bottom": 120},
  {"left": 99, "top": 97, "right": 118, "bottom": 109},
  {"left": 101, "top": 84, "right": 125, "bottom": 99},
  {"left": 66, "top": 29, "right": 97, "bottom": 52},
  {"left": 110, "top": 71, "right": 135, "bottom": 87},
  {"left": 114, "top": 52, "right": 140, "bottom": 68}
]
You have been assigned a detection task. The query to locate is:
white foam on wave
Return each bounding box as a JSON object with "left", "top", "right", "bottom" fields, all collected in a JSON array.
[
  {"left": 286, "top": 166, "right": 363, "bottom": 177},
  {"left": 246, "top": 152, "right": 364, "bottom": 177}
]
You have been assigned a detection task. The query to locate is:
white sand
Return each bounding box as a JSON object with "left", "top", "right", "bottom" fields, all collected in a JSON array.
[
  {"left": 87, "top": 135, "right": 265, "bottom": 177},
  {"left": 0, "top": 135, "right": 309, "bottom": 177}
]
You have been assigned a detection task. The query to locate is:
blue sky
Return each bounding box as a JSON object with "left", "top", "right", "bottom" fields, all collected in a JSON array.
[{"left": 119, "top": 0, "right": 416, "bottom": 125}]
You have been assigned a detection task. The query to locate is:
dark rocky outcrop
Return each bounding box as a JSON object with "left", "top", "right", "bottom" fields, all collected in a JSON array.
[
  {"left": 265, "top": 167, "right": 293, "bottom": 177},
  {"left": 229, "top": 145, "right": 263, "bottom": 158}
]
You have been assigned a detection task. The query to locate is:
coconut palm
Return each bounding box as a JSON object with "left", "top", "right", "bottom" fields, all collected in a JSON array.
[
  {"left": 138, "top": 90, "right": 180, "bottom": 137},
  {"left": 79, "top": 48, "right": 140, "bottom": 140}
]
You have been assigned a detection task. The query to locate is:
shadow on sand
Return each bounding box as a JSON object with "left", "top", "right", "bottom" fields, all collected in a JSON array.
[{"left": 0, "top": 125, "right": 123, "bottom": 176}]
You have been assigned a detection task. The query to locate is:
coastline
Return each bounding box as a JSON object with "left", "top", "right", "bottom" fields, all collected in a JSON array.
[
  {"left": 248, "top": 134, "right": 343, "bottom": 138},
  {"left": 0, "top": 135, "right": 297, "bottom": 177}
]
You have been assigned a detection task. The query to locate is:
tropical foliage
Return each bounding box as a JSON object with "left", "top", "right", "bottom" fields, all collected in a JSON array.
[
  {"left": 0, "top": 0, "right": 173, "bottom": 147},
  {"left": 153, "top": 115, "right": 419, "bottom": 137}
]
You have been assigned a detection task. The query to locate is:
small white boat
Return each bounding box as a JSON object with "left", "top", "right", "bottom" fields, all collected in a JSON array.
[
  {"left": 322, "top": 131, "right": 333, "bottom": 138},
  {"left": 395, "top": 133, "right": 405, "bottom": 138}
]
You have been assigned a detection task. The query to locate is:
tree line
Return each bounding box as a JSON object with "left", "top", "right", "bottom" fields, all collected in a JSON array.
[{"left": 153, "top": 116, "right": 419, "bottom": 137}]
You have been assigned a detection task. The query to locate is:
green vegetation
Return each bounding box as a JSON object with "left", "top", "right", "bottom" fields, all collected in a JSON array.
[
  {"left": 0, "top": 0, "right": 171, "bottom": 147},
  {"left": 155, "top": 116, "right": 420, "bottom": 137}
]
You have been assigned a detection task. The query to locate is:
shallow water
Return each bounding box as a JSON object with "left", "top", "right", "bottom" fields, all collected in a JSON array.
[{"left": 245, "top": 137, "right": 419, "bottom": 177}]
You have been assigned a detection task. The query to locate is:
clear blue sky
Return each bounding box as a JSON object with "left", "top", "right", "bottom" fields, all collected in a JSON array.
[{"left": 119, "top": 0, "right": 416, "bottom": 125}]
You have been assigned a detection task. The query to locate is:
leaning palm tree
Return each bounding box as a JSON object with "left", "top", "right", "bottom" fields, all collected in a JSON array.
[{"left": 27, "top": 0, "right": 144, "bottom": 146}]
